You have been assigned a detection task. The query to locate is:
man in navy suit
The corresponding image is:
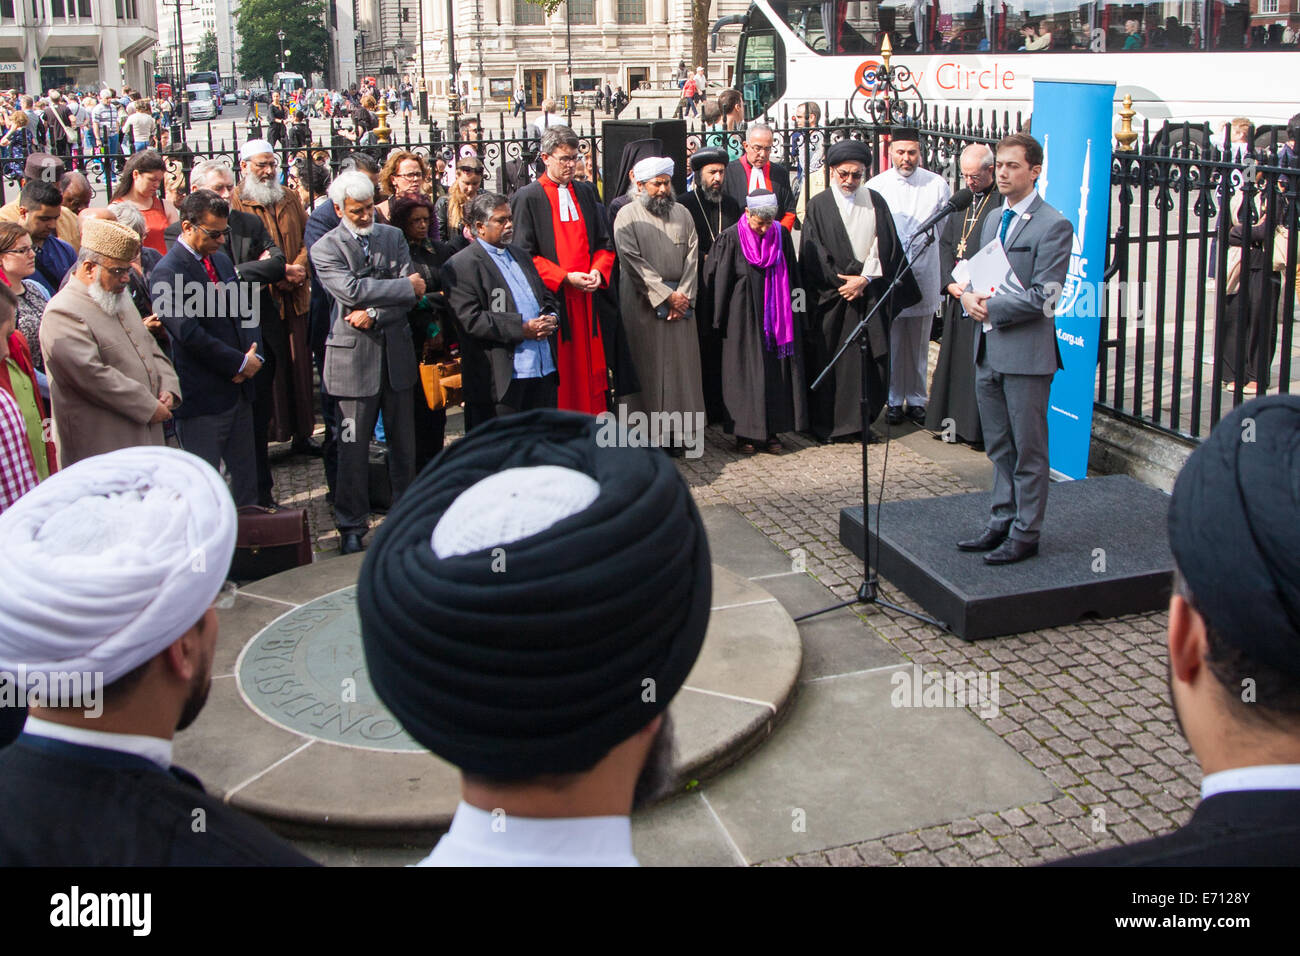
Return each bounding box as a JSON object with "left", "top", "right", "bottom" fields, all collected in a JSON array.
[
  {"left": 1056, "top": 397, "right": 1300, "bottom": 866},
  {"left": 152, "top": 189, "right": 264, "bottom": 506}
]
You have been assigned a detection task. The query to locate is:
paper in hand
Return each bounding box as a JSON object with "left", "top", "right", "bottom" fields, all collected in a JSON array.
[{"left": 963, "top": 239, "right": 1025, "bottom": 298}]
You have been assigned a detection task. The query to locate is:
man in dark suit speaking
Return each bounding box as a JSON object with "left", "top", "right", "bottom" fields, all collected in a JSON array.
[
  {"left": 1056, "top": 397, "right": 1300, "bottom": 866},
  {"left": 956, "top": 132, "right": 1071, "bottom": 565},
  {"left": 310, "top": 170, "right": 425, "bottom": 555}
]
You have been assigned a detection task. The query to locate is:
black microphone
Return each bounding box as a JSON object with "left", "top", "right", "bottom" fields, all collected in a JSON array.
[{"left": 913, "top": 188, "right": 975, "bottom": 235}]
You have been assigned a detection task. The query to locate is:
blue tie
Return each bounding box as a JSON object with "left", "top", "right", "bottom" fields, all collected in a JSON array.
[
  {"left": 999, "top": 208, "right": 1015, "bottom": 245},
  {"left": 358, "top": 234, "right": 370, "bottom": 259}
]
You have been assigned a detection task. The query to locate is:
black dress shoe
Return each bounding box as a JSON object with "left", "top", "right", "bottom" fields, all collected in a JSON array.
[
  {"left": 340, "top": 533, "right": 365, "bottom": 555},
  {"left": 985, "top": 538, "right": 1039, "bottom": 565},
  {"left": 907, "top": 405, "right": 927, "bottom": 425},
  {"left": 258, "top": 499, "right": 284, "bottom": 511},
  {"left": 885, "top": 405, "right": 905, "bottom": 425},
  {"left": 292, "top": 438, "right": 324, "bottom": 457},
  {"left": 957, "top": 528, "right": 1009, "bottom": 552}
]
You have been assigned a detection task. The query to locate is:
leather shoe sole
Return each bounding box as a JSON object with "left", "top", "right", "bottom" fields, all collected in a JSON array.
[
  {"left": 957, "top": 528, "right": 1008, "bottom": 552},
  {"left": 984, "top": 539, "right": 1039, "bottom": 565}
]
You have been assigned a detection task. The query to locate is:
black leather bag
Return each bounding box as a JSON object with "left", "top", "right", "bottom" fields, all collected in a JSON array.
[{"left": 230, "top": 505, "right": 313, "bottom": 580}]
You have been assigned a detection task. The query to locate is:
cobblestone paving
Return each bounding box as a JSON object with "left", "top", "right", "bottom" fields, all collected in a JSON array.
[{"left": 270, "top": 394, "right": 1195, "bottom": 867}]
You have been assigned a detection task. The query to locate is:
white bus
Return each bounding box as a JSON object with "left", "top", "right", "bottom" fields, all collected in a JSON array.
[
  {"left": 272, "top": 72, "right": 307, "bottom": 95},
  {"left": 726, "top": 1, "right": 1299, "bottom": 139}
]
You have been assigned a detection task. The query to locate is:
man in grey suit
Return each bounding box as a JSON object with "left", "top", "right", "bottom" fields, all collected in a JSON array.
[
  {"left": 956, "top": 132, "right": 1071, "bottom": 565},
  {"left": 309, "top": 170, "right": 427, "bottom": 554}
]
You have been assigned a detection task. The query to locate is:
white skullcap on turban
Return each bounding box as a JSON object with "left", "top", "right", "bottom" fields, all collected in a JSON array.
[
  {"left": 431, "top": 466, "right": 600, "bottom": 559},
  {"left": 632, "top": 156, "right": 674, "bottom": 183},
  {"left": 0, "top": 447, "right": 237, "bottom": 690},
  {"left": 239, "top": 139, "right": 275, "bottom": 162}
]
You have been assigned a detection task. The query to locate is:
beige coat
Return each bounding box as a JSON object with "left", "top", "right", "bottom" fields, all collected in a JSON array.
[
  {"left": 39, "top": 279, "right": 181, "bottom": 466},
  {"left": 613, "top": 198, "right": 704, "bottom": 417},
  {"left": 231, "top": 187, "right": 311, "bottom": 315}
]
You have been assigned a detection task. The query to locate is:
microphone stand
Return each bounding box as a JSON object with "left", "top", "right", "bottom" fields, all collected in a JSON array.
[{"left": 795, "top": 225, "right": 948, "bottom": 630}]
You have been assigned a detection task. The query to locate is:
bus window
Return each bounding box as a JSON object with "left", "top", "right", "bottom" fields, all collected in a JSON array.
[
  {"left": 996, "top": 2, "right": 1098, "bottom": 53},
  {"left": 1098, "top": 1, "right": 1206, "bottom": 51},
  {"left": 739, "top": 5, "right": 785, "bottom": 118}
]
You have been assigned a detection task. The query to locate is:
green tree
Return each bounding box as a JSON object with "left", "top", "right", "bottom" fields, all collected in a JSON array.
[
  {"left": 194, "top": 30, "right": 219, "bottom": 74},
  {"left": 236, "top": 0, "right": 330, "bottom": 82}
]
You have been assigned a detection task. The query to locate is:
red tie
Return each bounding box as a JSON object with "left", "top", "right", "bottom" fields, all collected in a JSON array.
[{"left": 202, "top": 256, "right": 219, "bottom": 282}]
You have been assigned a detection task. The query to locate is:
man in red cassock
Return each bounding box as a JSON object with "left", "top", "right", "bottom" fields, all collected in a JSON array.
[{"left": 510, "top": 126, "right": 638, "bottom": 414}]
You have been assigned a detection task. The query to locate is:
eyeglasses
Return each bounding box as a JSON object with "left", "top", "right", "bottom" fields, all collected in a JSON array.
[
  {"left": 834, "top": 169, "right": 864, "bottom": 181},
  {"left": 393, "top": 171, "right": 423, "bottom": 180},
  {"left": 2, "top": 245, "right": 33, "bottom": 255},
  {"left": 187, "top": 222, "right": 225, "bottom": 240},
  {"left": 548, "top": 154, "right": 579, "bottom": 164},
  {"left": 97, "top": 264, "right": 131, "bottom": 278}
]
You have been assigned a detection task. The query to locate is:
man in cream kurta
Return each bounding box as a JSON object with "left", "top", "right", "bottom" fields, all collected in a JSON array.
[
  {"left": 39, "top": 219, "right": 180, "bottom": 466},
  {"left": 612, "top": 157, "right": 705, "bottom": 453},
  {"left": 866, "top": 128, "right": 951, "bottom": 424}
]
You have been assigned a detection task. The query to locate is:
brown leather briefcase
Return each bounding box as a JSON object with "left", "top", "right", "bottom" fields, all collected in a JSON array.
[{"left": 230, "top": 505, "right": 313, "bottom": 580}]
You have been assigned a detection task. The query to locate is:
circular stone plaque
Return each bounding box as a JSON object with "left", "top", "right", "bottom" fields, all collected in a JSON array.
[{"left": 236, "top": 587, "right": 424, "bottom": 753}]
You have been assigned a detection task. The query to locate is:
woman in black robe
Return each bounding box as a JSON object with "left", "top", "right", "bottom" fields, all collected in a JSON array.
[
  {"left": 391, "top": 195, "right": 457, "bottom": 470},
  {"left": 1221, "top": 181, "right": 1287, "bottom": 394},
  {"left": 703, "top": 190, "right": 808, "bottom": 453}
]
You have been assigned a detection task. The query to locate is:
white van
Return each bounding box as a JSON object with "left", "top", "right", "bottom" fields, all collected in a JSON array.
[{"left": 185, "top": 84, "right": 217, "bottom": 121}]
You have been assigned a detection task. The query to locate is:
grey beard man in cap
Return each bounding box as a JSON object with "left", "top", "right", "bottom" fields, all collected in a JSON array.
[{"left": 1056, "top": 396, "right": 1300, "bottom": 866}]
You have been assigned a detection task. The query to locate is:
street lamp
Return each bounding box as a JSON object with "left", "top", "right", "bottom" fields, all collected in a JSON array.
[
  {"left": 357, "top": 29, "right": 368, "bottom": 80},
  {"left": 118, "top": 56, "right": 126, "bottom": 89},
  {"left": 277, "top": 29, "right": 286, "bottom": 72}
]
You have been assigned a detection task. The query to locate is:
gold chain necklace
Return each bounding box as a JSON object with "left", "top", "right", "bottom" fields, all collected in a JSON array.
[{"left": 955, "top": 189, "right": 993, "bottom": 258}]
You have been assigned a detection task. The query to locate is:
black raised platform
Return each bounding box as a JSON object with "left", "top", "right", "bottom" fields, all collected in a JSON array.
[{"left": 839, "top": 475, "right": 1174, "bottom": 640}]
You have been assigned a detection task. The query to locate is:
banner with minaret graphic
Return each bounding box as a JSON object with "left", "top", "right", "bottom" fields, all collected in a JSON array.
[{"left": 1032, "top": 79, "right": 1115, "bottom": 481}]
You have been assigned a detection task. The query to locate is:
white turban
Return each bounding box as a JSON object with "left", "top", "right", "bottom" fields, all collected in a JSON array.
[
  {"left": 633, "top": 156, "right": 674, "bottom": 183},
  {"left": 240, "top": 139, "right": 275, "bottom": 162},
  {"left": 0, "top": 447, "right": 237, "bottom": 690}
]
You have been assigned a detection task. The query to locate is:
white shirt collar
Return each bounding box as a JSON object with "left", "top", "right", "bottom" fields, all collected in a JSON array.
[
  {"left": 1201, "top": 764, "right": 1300, "bottom": 800},
  {"left": 416, "top": 801, "right": 638, "bottom": 867},
  {"left": 23, "top": 716, "right": 173, "bottom": 770},
  {"left": 1003, "top": 191, "right": 1037, "bottom": 218},
  {"left": 177, "top": 234, "right": 204, "bottom": 260}
]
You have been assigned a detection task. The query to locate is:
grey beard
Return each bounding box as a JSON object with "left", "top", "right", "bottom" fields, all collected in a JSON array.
[
  {"left": 698, "top": 182, "right": 722, "bottom": 204},
  {"left": 342, "top": 221, "right": 374, "bottom": 237},
  {"left": 241, "top": 175, "right": 284, "bottom": 206},
  {"left": 631, "top": 710, "right": 677, "bottom": 810},
  {"left": 87, "top": 281, "right": 129, "bottom": 316},
  {"left": 637, "top": 189, "right": 676, "bottom": 218}
]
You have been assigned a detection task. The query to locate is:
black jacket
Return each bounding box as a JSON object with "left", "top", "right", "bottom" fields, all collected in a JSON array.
[
  {"left": 723, "top": 159, "right": 795, "bottom": 226},
  {"left": 441, "top": 240, "right": 559, "bottom": 405}
]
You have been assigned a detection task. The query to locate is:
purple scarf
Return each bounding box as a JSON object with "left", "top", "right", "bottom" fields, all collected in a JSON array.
[{"left": 737, "top": 219, "right": 794, "bottom": 357}]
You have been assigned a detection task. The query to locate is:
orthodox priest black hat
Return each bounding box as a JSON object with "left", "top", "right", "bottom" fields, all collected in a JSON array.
[
  {"left": 1167, "top": 395, "right": 1300, "bottom": 680},
  {"left": 689, "top": 148, "right": 729, "bottom": 172},
  {"left": 826, "top": 140, "right": 873, "bottom": 169},
  {"left": 358, "top": 410, "right": 713, "bottom": 778},
  {"left": 890, "top": 126, "right": 921, "bottom": 143}
]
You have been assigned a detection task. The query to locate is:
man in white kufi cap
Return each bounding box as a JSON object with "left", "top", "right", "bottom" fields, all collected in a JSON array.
[
  {"left": 0, "top": 447, "right": 313, "bottom": 865},
  {"left": 612, "top": 157, "right": 705, "bottom": 456}
]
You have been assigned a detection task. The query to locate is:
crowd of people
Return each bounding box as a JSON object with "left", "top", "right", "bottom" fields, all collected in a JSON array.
[{"left": 0, "top": 77, "right": 1296, "bottom": 868}]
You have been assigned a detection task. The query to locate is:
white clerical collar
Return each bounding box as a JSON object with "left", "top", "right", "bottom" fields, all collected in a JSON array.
[
  {"left": 23, "top": 716, "right": 173, "bottom": 770},
  {"left": 747, "top": 163, "right": 767, "bottom": 192},
  {"left": 1201, "top": 764, "right": 1300, "bottom": 800},
  {"left": 416, "top": 801, "right": 638, "bottom": 867},
  {"left": 477, "top": 238, "right": 511, "bottom": 259}
]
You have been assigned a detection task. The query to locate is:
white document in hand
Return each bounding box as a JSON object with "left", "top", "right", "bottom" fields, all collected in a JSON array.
[{"left": 961, "top": 239, "right": 1026, "bottom": 331}]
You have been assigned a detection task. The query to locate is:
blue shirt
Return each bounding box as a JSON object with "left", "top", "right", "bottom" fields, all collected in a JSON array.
[
  {"left": 32, "top": 236, "right": 76, "bottom": 297},
  {"left": 477, "top": 239, "right": 555, "bottom": 380}
]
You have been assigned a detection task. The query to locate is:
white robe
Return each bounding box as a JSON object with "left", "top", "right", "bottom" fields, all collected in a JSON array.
[
  {"left": 865, "top": 166, "right": 951, "bottom": 320},
  {"left": 417, "top": 801, "right": 639, "bottom": 867}
]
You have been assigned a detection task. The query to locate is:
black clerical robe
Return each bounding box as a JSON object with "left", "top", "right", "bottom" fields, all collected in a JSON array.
[
  {"left": 0, "top": 734, "right": 317, "bottom": 866},
  {"left": 703, "top": 224, "right": 808, "bottom": 442},
  {"left": 799, "top": 186, "right": 919, "bottom": 440},
  {"left": 925, "top": 186, "right": 998, "bottom": 444},
  {"left": 682, "top": 188, "right": 742, "bottom": 425}
]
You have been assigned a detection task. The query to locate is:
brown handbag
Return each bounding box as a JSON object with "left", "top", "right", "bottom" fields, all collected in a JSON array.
[
  {"left": 419, "top": 357, "right": 463, "bottom": 410},
  {"left": 230, "top": 505, "right": 313, "bottom": 580}
]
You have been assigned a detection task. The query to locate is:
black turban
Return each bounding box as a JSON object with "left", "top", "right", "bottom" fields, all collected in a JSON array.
[
  {"left": 358, "top": 409, "right": 713, "bottom": 778},
  {"left": 890, "top": 126, "right": 921, "bottom": 143},
  {"left": 690, "top": 148, "right": 728, "bottom": 172},
  {"left": 1168, "top": 395, "right": 1300, "bottom": 679},
  {"left": 826, "top": 140, "right": 873, "bottom": 169},
  {"left": 609, "top": 137, "right": 662, "bottom": 208}
]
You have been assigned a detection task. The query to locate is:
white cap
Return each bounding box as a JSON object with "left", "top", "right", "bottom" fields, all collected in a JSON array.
[
  {"left": 633, "top": 156, "right": 674, "bottom": 183},
  {"left": 431, "top": 466, "right": 601, "bottom": 559}
]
